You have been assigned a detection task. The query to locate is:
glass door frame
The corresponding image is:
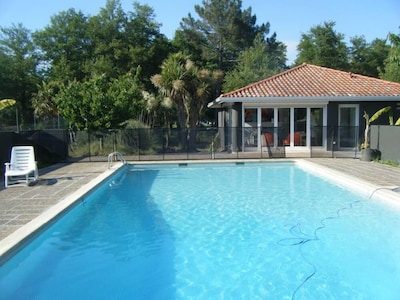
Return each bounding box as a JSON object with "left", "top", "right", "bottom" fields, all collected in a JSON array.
[
  {"left": 242, "top": 105, "right": 328, "bottom": 151},
  {"left": 338, "top": 104, "right": 359, "bottom": 149}
]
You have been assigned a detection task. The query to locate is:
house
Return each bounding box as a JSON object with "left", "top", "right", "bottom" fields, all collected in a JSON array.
[{"left": 207, "top": 63, "right": 400, "bottom": 157}]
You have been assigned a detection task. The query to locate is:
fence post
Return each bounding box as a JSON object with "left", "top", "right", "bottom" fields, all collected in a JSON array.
[
  {"left": 138, "top": 128, "right": 141, "bottom": 161},
  {"left": 88, "top": 130, "right": 91, "bottom": 162},
  {"left": 186, "top": 128, "right": 189, "bottom": 160}
]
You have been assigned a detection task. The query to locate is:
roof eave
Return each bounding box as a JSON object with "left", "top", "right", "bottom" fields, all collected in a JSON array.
[{"left": 207, "top": 95, "right": 400, "bottom": 108}]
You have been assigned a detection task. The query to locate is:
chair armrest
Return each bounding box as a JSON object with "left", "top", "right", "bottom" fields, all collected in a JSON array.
[{"left": 4, "top": 162, "right": 11, "bottom": 171}]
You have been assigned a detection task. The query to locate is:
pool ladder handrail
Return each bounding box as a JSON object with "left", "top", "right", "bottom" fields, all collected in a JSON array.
[{"left": 108, "top": 151, "right": 127, "bottom": 169}]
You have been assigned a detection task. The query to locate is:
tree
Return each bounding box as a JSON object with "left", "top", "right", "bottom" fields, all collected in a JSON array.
[
  {"left": 151, "top": 52, "right": 222, "bottom": 150},
  {"left": 387, "top": 31, "right": 400, "bottom": 65},
  {"left": 32, "top": 80, "right": 61, "bottom": 120},
  {"left": 151, "top": 52, "right": 221, "bottom": 129},
  {"left": 0, "top": 51, "right": 14, "bottom": 99},
  {"left": 295, "top": 21, "right": 348, "bottom": 70},
  {"left": 86, "top": 0, "right": 171, "bottom": 90},
  {"left": 172, "top": 15, "right": 206, "bottom": 66},
  {"left": 348, "top": 36, "right": 389, "bottom": 77},
  {"left": 0, "top": 99, "right": 17, "bottom": 129},
  {"left": 140, "top": 91, "right": 177, "bottom": 128},
  {"left": 223, "top": 33, "right": 286, "bottom": 92},
  {"left": 124, "top": 2, "right": 172, "bottom": 90},
  {"left": 176, "top": 0, "right": 269, "bottom": 72},
  {"left": 0, "top": 24, "right": 40, "bottom": 125},
  {"left": 55, "top": 69, "right": 143, "bottom": 130},
  {"left": 31, "top": 0, "right": 173, "bottom": 129},
  {"left": 33, "top": 0, "right": 171, "bottom": 91},
  {"left": 380, "top": 30, "right": 400, "bottom": 82},
  {"left": 33, "top": 8, "right": 92, "bottom": 82},
  {"left": 86, "top": 0, "right": 130, "bottom": 79}
]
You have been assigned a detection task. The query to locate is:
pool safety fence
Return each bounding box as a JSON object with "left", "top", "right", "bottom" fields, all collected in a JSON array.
[{"left": 0, "top": 126, "right": 362, "bottom": 164}]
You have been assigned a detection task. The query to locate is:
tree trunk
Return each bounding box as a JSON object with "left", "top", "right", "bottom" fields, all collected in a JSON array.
[{"left": 188, "top": 113, "right": 200, "bottom": 152}]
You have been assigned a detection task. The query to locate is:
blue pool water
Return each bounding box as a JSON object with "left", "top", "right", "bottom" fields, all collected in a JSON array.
[{"left": 1, "top": 162, "right": 400, "bottom": 299}]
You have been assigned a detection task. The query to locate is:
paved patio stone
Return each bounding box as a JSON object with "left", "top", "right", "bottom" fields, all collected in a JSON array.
[{"left": 0, "top": 162, "right": 109, "bottom": 241}]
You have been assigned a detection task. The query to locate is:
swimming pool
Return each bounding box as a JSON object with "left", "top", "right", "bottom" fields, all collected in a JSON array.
[{"left": 1, "top": 162, "right": 400, "bottom": 299}]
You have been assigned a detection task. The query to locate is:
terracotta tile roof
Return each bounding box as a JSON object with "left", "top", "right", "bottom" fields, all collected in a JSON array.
[{"left": 220, "top": 63, "right": 400, "bottom": 99}]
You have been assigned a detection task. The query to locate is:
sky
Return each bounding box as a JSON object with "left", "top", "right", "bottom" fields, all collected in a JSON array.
[{"left": 0, "top": 0, "right": 399, "bottom": 64}]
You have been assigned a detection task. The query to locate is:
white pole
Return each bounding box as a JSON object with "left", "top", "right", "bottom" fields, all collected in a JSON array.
[{"left": 15, "top": 107, "right": 19, "bottom": 132}]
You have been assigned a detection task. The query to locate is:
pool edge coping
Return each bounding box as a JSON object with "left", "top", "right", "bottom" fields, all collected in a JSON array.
[{"left": 296, "top": 159, "right": 400, "bottom": 210}]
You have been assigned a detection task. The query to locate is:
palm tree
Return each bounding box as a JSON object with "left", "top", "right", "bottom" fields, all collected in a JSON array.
[
  {"left": 32, "top": 81, "right": 60, "bottom": 120},
  {"left": 151, "top": 53, "right": 190, "bottom": 129},
  {"left": 151, "top": 52, "right": 221, "bottom": 150}
]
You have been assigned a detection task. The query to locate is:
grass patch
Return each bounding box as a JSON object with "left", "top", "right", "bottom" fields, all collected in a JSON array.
[{"left": 377, "top": 160, "right": 400, "bottom": 167}]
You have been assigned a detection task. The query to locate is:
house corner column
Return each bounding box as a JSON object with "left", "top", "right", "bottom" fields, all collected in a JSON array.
[
  {"left": 218, "top": 107, "right": 225, "bottom": 149},
  {"left": 230, "top": 103, "right": 240, "bottom": 152}
]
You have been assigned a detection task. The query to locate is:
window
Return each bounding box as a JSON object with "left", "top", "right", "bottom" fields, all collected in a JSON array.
[
  {"left": 244, "top": 108, "right": 258, "bottom": 147},
  {"left": 339, "top": 105, "right": 359, "bottom": 148},
  {"left": 244, "top": 108, "right": 257, "bottom": 123},
  {"left": 278, "top": 108, "right": 290, "bottom": 143},
  {"left": 311, "top": 108, "right": 323, "bottom": 146},
  {"left": 294, "top": 108, "right": 306, "bottom": 146}
]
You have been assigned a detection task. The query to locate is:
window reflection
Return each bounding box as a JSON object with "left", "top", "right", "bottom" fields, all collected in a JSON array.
[
  {"left": 311, "top": 108, "right": 323, "bottom": 146},
  {"left": 278, "top": 108, "right": 290, "bottom": 144},
  {"left": 244, "top": 108, "right": 257, "bottom": 147},
  {"left": 292, "top": 108, "right": 306, "bottom": 146}
]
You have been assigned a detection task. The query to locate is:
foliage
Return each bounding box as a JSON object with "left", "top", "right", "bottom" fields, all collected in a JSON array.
[
  {"left": 140, "top": 91, "right": 176, "bottom": 128},
  {"left": 176, "top": 0, "right": 270, "bottom": 72},
  {"left": 0, "top": 24, "right": 40, "bottom": 124},
  {"left": 0, "top": 99, "right": 16, "bottom": 110},
  {"left": 33, "top": 8, "right": 91, "bottom": 82},
  {"left": 381, "top": 59, "right": 400, "bottom": 83},
  {"left": 125, "top": 2, "right": 173, "bottom": 90},
  {"left": 32, "top": 81, "right": 61, "bottom": 120},
  {"left": 172, "top": 16, "right": 206, "bottom": 67},
  {"left": 362, "top": 106, "right": 399, "bottom": 148},
  {"left": 1, "top": 0, "right": 399, "bottom": 131},
  {"left": 378, "top": 160, "right": 400, "bottom": 167},
  {"left": 295, "top": 21, "right": 348, "bottom": 70},
  {"left": 29, "top": 0, "right": 171, "bottom": 128},
  {"left": 349, "top": 36, "right": 389, "bottom": 78},
  {"left": 151, "top": 52, "right": 221, "bottom": 129},
  {"left": 0, "top": 99, "right": 17, "bottom": 128},
  {"left": 223, "top": 33, "right": 286, "bottom": 92},
  {"left": 387, "top": 31, "right": 400, "bottom": 65},
  {"left": 380, "top": 30, "right": 400, "bottom": 82},
  {"left": 55, "top": 69, "right": 143, "bottom": 130},
  {"left": 33, "top": 1, "right": 171, "bottom": 90}
]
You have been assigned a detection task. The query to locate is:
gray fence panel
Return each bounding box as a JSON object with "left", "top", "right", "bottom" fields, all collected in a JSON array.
[{"left": 371, "top": 125, "right": 400, "bottom": 163}]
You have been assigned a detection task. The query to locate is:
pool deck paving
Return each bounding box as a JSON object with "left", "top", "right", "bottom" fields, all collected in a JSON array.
[
  {"left": 0, "top": 162, "right": 111, "bottom": 242},
  {"left": 1, "top": 158, "right": 400, "bottom": 256}
]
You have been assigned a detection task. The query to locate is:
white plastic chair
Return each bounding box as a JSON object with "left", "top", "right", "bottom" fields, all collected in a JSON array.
[{"left": 4, "top": 146, "right": 39, "bottom": 188}]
